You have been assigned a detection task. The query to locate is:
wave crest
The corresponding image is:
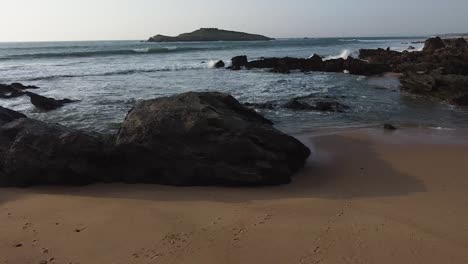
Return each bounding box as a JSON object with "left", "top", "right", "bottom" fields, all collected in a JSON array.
[{"left": 0, "top": 47, "right": 211, "bottom": 61}]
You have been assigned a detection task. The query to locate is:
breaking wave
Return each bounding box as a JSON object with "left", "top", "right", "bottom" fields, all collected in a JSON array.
[
  {"left": 324, "top": 49, "right": 352, "bottom": 60},
  {"left": 23, "top": 66, "right": 206, "bottom": 81},
  {"left": 0, "top": 47, "right": 212, "bottom": 61}
]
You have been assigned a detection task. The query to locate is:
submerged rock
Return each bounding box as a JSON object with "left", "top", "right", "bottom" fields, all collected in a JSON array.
[
  {"left": 383, "top": 124, "right": 397, "bottom": 130},
  {"left": 283, "top": 99, "right": 315, "bottom": 110},
  {"left": 116, "top": 92, "right": 310, "bottom": 186},
  {"left": 400, "top": 71, "right": 468, "bottom": 106},
  {"left": 314, "top": 101, "right": 350, "bottom": 113},
  {"left": 26, "top": 92, "right": 77, "bottom": 111},
  {"left": 283, "top": 99, "right": 349, "bottom": 113}
]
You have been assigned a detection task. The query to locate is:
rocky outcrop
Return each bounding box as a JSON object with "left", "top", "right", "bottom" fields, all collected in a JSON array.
[
  {"left": 233, "top": 55, "right": 390, "bottom": 76},
  {"left": 26, "top": 92, "right": 77, "bottom": 111},
  {"left": 0, "top": 118, "right": 113, "bottom": 187},
  {"left": 0, "top": 107, "right": 27, "bottom": 126},
  {"left": 400, "top": 71, "right": 468, "bottom": 106},
  {"left": 423, "top": 37, "right": 446, "bottom": 53},
  {"left": 1, "top": 83, "right": 78, "bottom": 110},
  {"left": 148, "top": 28, "right": 274, "bottom": 42},
  {"left": 358, "top": 37, "right": 468, "bottom": 106},
  {"left": 116, "top": 92, "right": 310, "bottom": 186}
]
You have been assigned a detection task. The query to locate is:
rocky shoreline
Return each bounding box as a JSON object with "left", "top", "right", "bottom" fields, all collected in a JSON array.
[
  {"left": 0, "top": 92, "right": 310, "bottom": 187},
  {"left": 220, "top": 36, "right": 468, "bottom": 106},
  {"left": 2, "top": 36, "right": 467, "bottom": 187}
]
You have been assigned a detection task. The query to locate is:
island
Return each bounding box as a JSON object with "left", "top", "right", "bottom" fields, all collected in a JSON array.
[{"left": 147, "top": 28, "right": 274, "bottom": 42}]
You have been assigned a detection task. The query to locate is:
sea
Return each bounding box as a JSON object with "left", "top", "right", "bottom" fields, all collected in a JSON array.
[{"left": 1, "top": 37, "right": 468, "bottom": 135}]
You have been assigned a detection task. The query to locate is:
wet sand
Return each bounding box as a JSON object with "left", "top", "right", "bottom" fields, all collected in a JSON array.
[{"left": 1, "top": 128, "right": 468, "bottom": 264}]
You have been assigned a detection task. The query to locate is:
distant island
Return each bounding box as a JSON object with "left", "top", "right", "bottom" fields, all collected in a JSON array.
[{"left": 147, "top": 28, "right": 274, "bottom": 42}]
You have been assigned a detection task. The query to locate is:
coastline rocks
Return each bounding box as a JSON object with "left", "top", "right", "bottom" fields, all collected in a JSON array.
[
  {"left": 359, "top": 36, "right": 468, "bottom": 106},
  {"left": 234, "top": 55, "right": 389, "bottom": 76},
  {"left": 0, "top": 118, "right": 112, "bottom": 187},
  {"left": 116, "top": 92, "right": 310, "bottom": 186},
  {"left": 26, "top": 92, "right": 77, "bottom": 111},
  {"left": 0, "top": 107, "right": 27, "bottom": 126}
]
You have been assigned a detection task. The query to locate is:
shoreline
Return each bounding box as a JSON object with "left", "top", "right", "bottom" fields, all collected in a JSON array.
[{"left": 2, "top": 127, "right": 468, "bottom": 264}]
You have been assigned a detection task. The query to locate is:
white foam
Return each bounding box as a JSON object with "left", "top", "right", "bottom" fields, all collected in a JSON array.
[
  {"left": 132, "top": 48, "right": 150, "bottom": 53},
  {"left": 207, "top": 59, "right": 231, "bottom": 69},
  {"left": 324, "top": 49, "right": 351, "bottom": 60}
]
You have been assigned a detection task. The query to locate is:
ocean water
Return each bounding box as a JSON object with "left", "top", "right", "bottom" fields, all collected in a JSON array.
[{"left": 1, "top": 37, "right": 468, "bottom": 134}]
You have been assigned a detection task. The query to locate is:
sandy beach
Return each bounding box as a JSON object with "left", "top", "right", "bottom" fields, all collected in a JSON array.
[{"left": 1, "top": 128, "right": 468, "bottom": 264}]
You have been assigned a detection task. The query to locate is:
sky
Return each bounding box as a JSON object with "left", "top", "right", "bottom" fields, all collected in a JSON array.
[{"left": 1, "top": 0, "right": 468, "bottom": 42}]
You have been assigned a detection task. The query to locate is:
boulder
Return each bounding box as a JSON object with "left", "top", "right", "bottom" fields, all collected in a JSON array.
[
  {"left": 116, "top": 92, "right": 311, "bottom": 186},
  {"left": 423, "top": 37, "right": 446, "bottom": 53},
  {"left": 214, "top": 60, "right": 225, "bottom": 68},
  {"left": 231, "top": 55, "right": 248, "bottom": 70},
  {"left": 26, "top": 92, "right": 77, "bottom": 111},
  {"left": 0, "top": 107, "right": 27, "bottom": 126},
  {"left": 0, "top": 119, "right": 113, "bottom": 187}
]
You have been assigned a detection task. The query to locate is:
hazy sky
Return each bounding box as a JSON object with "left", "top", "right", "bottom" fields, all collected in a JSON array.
[{"left": 1, "top": 0, "right": 468, "bottom": 41}]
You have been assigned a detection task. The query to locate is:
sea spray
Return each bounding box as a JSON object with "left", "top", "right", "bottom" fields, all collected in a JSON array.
[{"left": 324, "top": 49, "right": 352, "bottom": 60}]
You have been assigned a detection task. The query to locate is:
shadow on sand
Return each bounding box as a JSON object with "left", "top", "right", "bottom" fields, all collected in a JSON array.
[{"left": 0, "top": 134, "right": 427, "bottom": 205}]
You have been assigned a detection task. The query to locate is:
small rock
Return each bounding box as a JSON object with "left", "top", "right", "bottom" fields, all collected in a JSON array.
[
  {"left": 383, "top": 124, "right": 397, "bottom": 130},
  {"left": 14, "top": 243, "right": 23, "bottom": 248},
  {"left": 214, "top": 60, "right": 225, "bottom": 68}
]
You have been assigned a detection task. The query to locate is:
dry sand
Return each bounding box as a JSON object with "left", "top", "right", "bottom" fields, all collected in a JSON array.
[{"left": 1, "top": 128, "right": 468, "bottom": 264}]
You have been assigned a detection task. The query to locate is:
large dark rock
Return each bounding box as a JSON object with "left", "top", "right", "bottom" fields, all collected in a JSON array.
[
  {"left": 214, "top": 60, "right": 225, "bottom": 68},
  {"left": 26, "top": 92, "right": 77, "bottom": 111},
  {"left": 423, "top": 37, "right": 446, "bottom": 53},
  {"left": 0, "top": 107, "right": 27, "bottom": 126},
  {"left": 116, "top": 92, "right": 310, "bottom": 186},
  {"left": 231, "top": 55, "right": 248, "bottom": 70},
  {"left": 0, "top": 119, "right": 113, "bottom": 187},
  {"left": 343, "top": 57, "right": 391, "bottom": 76}
]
